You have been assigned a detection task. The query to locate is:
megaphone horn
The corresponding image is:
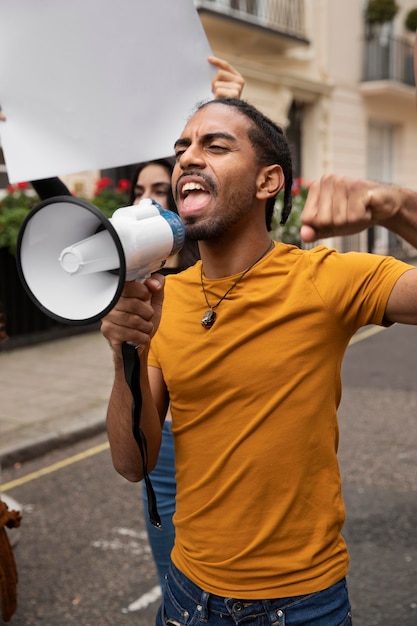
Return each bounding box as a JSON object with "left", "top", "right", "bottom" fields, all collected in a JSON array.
[{"left": 16, "top": 196, "right": 185, "bottom": 325}]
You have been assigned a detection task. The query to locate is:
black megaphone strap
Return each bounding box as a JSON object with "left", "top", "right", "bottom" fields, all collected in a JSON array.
[{"left": 121, "top": 342, "right": 162, "bottom": 529}]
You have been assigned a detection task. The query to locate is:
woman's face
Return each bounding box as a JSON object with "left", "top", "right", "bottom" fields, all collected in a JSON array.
[{"left": 132, "top": 163, "right": 171, "bottom": 209}]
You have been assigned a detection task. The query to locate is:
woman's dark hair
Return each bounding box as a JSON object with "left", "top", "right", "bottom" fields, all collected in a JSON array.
[
  {"left": 129, "top": 157, "right": 200, "bottom": 270},
  {"left": 128, "top": 157, "right": 176, "bottom": 209},
  {"left": 195, "top": 98, "right": 293, "bottom": 230}
]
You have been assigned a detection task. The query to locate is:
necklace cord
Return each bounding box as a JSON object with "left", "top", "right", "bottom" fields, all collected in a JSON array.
[
  {"left": 201, "top": 240, "right": 274, "bottom": 312},
  {"left": 200, "top": 241, "right": 274, "bottom": 329}
]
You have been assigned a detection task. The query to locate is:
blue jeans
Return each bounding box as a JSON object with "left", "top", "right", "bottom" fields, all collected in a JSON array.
[
  {"left": 156, "top": 563, "right": 352, "bottom": 625},
  {"left": 142, "top": 420, "right": 176, "bottom": 588}
]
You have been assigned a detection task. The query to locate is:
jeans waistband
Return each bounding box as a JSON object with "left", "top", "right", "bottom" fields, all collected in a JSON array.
[{"left": 168, "top": 562, "right": 327, "bottom": 618}]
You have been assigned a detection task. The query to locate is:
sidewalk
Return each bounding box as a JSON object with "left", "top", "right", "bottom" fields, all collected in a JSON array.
[{"left": 0, "top": 330, "right": 114, "bottom": 468}]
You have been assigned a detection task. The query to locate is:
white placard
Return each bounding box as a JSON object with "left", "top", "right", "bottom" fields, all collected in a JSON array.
[{"left": 0, "top": 0, "right": 213, "bottom": 183}]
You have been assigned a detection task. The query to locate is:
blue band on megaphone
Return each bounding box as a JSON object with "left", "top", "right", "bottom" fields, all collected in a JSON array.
[{"left": 161, "top": 209, "right": 186, "bottom": 256}]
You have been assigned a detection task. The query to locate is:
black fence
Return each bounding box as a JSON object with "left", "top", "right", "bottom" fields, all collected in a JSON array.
[
  {"left": 195, "top": 0, "right": 307, "bottom": 41},
  {"left": 363, "top": 35, "right": 415, "bottom": 86},
  {"left": 0, "top": 247, "right": 96, "bottom": 350}
]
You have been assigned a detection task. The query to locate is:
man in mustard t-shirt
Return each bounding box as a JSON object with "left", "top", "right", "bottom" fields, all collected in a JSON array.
[{"left": 102, "top": 96, "right": 417, "bottom": 624}]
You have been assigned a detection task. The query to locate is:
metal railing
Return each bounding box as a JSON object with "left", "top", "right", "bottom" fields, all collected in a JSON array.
[
  {"left": 362, "top": 35, "right": 415, "bottom": 86},
  {"left": 194, "top": 0, "right": 307, "bottom": 40}
]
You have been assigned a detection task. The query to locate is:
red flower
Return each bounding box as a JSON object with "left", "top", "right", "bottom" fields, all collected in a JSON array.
[
  {"left": 6, "top": 184, "right": 16, "bottom": 194},
  {"left": 94, "top": 177, "right": 113, "bottom": 195},
  {"left": 292, "top": 177, "right": 308, "bottom": 197},
  {"left": 97, "top": 177, "right": 112, "bottom": 190},
  {"left": 17, "top": 181, "right": 28, "bottom": 190},
  {"left": 116, "top": 179, "right": 130, "bottom": 192},
  {"left": 292, "top": 182, "right": 300, "bottom": 196}
]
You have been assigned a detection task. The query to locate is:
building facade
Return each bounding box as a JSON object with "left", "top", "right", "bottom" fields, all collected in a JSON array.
[
  {"left": 196, "top": 0, "right": 417, "bottom": 256},
  {"left": 1, "top": 0, "right": 417, "bottom": 255}
]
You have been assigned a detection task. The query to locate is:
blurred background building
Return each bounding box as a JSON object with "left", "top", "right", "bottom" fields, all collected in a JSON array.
[
  {"left": 194, "top": 0, "right": 417, "bottom": 256},
  {"left": 1, "top": 0, "right": 417, "bottom": 342},
  {"left": 1, "top": 0, "right": 417, "bottom": 258}
]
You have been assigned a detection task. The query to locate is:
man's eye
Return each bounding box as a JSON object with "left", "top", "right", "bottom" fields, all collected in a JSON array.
[{"left": 208, "top": 144, "right": 227, "bottom": 152}]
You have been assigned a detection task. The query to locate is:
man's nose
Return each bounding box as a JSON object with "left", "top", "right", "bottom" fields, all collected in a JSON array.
[{"left": 179, "top": 145, "right": 205, "bottom": 170}]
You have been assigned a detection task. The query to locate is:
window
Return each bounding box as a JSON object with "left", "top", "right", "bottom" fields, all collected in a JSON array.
[
  {"left": 205, "top": 0, "right": 259, "bottom": 17},
  {"left": 367, "top": 121, "right": 394, "bottom": 254},
  {"left": 230, "top": 0, "right": 258, "bottom": 15}
]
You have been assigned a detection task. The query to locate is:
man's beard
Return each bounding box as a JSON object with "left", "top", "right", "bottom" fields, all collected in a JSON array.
[
  {"left": 184, "top": 216, "right": 227, "bottom": 241},
  {"left": 184, "top": 185, "right": 257, "bottom": 242}
]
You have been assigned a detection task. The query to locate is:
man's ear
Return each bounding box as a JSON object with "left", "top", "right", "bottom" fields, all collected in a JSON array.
[{"left": 256, "top": 165, "right": 284, "bottom": 200}]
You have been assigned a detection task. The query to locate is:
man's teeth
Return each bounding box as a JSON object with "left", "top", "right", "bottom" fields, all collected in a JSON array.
[{"left": 182, "top": 182, "right": 205, "bottom": 195}]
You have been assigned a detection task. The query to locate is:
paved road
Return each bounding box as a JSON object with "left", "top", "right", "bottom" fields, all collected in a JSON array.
[
  {"left": 339, "top": 323, "right": 417, "bottom": 626},
  {"left": 1, "top": 323, "right": 416, "bottom": 625},
  {"left": 1, "top": 433, "right": 160, "bottom": 626}
]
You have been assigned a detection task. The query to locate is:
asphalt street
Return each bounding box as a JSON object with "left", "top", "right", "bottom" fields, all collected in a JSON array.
[
  {"left": 0, "top": 322, "right": 416, "bottom": 625},
  {"left": 1, "top": 433, "right": 160, "bottom": 626},
  {"left": 339, "top": 323, "right": 417, "bottom": 626}
]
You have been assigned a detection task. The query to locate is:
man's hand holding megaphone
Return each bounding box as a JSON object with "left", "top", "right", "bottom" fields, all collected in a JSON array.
[{"left": 101, "top": 274, "right": 165, "bottom": 357}]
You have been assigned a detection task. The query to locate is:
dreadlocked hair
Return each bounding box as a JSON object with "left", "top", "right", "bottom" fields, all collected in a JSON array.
[{"left": 195, "top": 98, "right": 293, "bottom": 230}]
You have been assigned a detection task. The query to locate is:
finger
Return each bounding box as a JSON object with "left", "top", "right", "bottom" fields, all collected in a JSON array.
[
  {"left": 208, "top": 56, "right": 239, "bottom": 74},
  {"left": 320, "top": 176, "right": 371, "bottom": 233},
  {"left": 300, "top": 179, "right": 321, "bottom": 225},
  {"left": 121, "top": 279, "right": 152, "bottom": 299},
  {"left": 300, "top": 223, "right": 319, "bottom": 243},
  {"left": 101, "top": 302, "right": 155, "bottom": 350},
  {"left": 209, "top": 57, "right": 244, "bottom": 99},
  {"left": 212, "top": 83, "right": 244, "bottom": 99},
  {"left": 142, "top": 275, "right": 164, "bottom": 333},
  {"left": 112, "top": 297, "right": 155, "bottom": 322},
  {"left": 144, "top": 274, "right": 165, "bottom": 292},
  {"left": 301, "top": 176, "right": 343, "bottom": 236},
  {"left": 315, "top": 175, "right": 340, "bottom": 229},
  {"left": 102, "top": 276, "right": 164, "bottom": 349},
  {"left": 101, "top": 318, "right": 154, "bottom": 354}
]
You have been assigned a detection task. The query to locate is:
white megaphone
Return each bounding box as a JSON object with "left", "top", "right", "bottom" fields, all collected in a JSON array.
[{"left": 16, "top": 196, "right": 186, "bottom": 325}]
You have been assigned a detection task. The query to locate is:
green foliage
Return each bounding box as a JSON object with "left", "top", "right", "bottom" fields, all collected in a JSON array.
[
  {"left": 0, "top": 178, "right": 131, "bottom": 254},
  {"left": 365, "top": 0, "right": 399, "bottom": 25},
  {"left": 0, "top": 207, "right": 33, "bottom": 254},
  {"left": 0, "top": 184, "right": 38, "bottom": 254},
  {"left": 405, "top": 8, "right": 417, "bottom": 32},
  {"left": 0, "top": 177, "right": 310, "bottom": 252},
  {"left": 271, "top": 179, "right": 309, "bottom": 247}
]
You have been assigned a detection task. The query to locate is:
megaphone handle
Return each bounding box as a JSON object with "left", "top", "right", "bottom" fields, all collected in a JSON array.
[{"left": 121, "top": 342, "right": 162, "bottom": 529}]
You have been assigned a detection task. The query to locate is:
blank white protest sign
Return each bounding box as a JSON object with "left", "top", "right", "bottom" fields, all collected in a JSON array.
[{"left": 0, "top": 0, "right": 213, "bottom": 183}]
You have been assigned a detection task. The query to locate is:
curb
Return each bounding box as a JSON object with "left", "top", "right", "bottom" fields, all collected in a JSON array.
[{"left": 0, "top": 415, "right": 107, "bottom": 469}]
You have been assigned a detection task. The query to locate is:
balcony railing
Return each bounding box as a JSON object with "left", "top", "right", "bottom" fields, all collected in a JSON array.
[
  {"left": 195, "top": 0, "right": 307, "bottom": 41},
  {"left": 363, "top": 35, "right": 415, "bottom": 86}
]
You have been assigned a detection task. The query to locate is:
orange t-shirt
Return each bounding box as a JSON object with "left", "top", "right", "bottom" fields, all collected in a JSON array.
[{"left": 149, "top": 243, "right": 411, "bottom": 598}]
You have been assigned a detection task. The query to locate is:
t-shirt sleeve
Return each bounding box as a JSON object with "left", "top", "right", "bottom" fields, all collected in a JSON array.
[{"left": 307, "top": 248, "right": 413, "bottom": 333}]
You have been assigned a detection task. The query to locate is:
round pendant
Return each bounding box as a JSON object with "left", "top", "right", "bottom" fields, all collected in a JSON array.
[{"left": 201, "top": 309, "right": 216, "bottom": 329}]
